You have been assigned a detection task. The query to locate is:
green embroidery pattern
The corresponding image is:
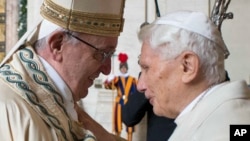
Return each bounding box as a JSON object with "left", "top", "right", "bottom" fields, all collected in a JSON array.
[
  {"left": 0, "top": 47, "right": 96, "bottom": 141},
  {"left": 19, "top": 48, "right": 68, "bottom": 115},
  {"left": 0, "top": 47, "right": 95, "bottom": 141},
  {"left": 0, "top": 62, "right": 68, "bottom": 140}
]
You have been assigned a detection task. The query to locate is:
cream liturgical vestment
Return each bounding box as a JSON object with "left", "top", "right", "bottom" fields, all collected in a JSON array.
[
  {"left": 169, "top": 81, "right": 250, "bottom": 141},
  {"left": 0, "top": 46, "right": 96, "bottom": 141}
]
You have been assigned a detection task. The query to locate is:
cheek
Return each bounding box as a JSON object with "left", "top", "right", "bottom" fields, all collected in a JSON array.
[
  {"left": 149, "top": 68, "right": 169, "bottom": 94},
  {"left": 147, "top": 71, "right": 167, "bottom": 100},
  {"left": 155, "top": 80, "right": 168, "bottom": 107},
  {"left": 152, "top": 88, "right": 168, "bottom": 116},
  {"left": 150, "top": 66, "right": 172, "bottom": 105}
]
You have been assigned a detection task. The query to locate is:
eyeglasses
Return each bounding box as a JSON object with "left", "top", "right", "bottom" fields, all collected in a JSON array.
[{"left": 66, "top": 32, "right": 115, "bottom": 63}]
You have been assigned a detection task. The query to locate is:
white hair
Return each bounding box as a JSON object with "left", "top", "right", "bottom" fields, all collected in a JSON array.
[{"left": 138, "top": 22, "right": 226, "bottom": 85}]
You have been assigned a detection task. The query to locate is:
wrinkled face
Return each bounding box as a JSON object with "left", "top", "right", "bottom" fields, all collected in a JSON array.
[
  {"left": 61, "top": 33, "right": 118, "bottom": 101},
  {"left": 137, "top": 41, "right": 183, "bottom": 118}
]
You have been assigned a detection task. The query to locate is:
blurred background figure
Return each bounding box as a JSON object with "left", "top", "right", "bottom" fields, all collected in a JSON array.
[{"left": 104, "top": 53, "right": 137, "bottom": 141}]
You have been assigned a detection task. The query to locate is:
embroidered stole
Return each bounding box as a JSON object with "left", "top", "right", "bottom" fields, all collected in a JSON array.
[{"left": 0, "top": 46, "right": 95, "bottom": 141}]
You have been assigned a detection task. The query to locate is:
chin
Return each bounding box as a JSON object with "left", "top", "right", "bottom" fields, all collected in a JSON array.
[
  {"left": 75, "top": 91, "right": 88, "bottom": 102},
  {"left": 81, "top": 94, "right": 88, "bottom": 99},
  {"left": 153, "top": 107, "right": 162, "bottom": 116},
  {"left": 80, "top": 90, "right": 88, "bottom": 98}
]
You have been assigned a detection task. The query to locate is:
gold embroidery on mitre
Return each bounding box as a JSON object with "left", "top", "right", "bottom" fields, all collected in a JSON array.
[{"left": 40, "top": 0, "right": 125, "bottom": 37}]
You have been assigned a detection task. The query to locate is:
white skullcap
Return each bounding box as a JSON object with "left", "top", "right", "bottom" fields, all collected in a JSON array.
[{"left": 154, "top": 10, "right": 229, "bottom": 58}]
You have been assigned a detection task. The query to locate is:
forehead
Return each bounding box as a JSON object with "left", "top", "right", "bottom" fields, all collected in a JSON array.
[
  {"left": 140, "top": 42, "right": 161, "bottom": 63},
  {"left": 79, "top": 33, "right": 118, "bottom": 50},
  {"left": 98, "top": 36, "right": 118, "bottom": 47}
]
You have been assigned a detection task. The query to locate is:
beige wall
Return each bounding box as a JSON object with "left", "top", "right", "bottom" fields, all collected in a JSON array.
[
  {"left": 27, "top": 0, "right": 43, "bottom": 30},
  {"left": 5, "top": 0, "right": 18, "bottom": 52},
  {"left": 221, "top": 0, "right": 250, "bottom": 83}
]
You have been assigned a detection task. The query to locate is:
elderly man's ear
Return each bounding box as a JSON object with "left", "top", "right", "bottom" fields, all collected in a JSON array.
[
  {"left": 47, "top": 31, "right": 65, "bottom": 61},
  {"left": 180, "top": 51, "right": 199, "bottom": 83}
]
